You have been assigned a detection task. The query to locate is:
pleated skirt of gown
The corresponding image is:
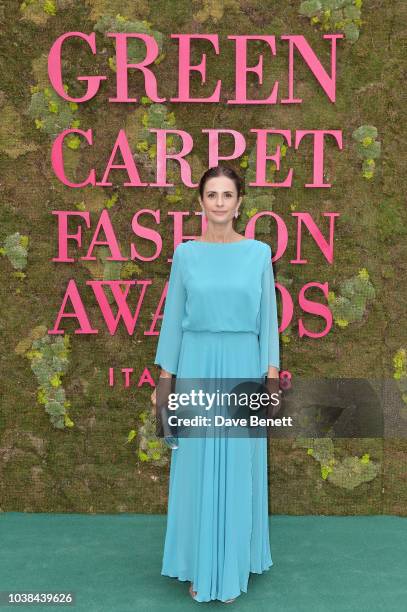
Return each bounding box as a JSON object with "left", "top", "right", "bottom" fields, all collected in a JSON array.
[{"left": 161, "top": 330, "right": 273, "bottom": 602}]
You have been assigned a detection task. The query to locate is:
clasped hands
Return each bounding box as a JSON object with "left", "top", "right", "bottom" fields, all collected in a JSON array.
[{"left": 265, "top": 375, "right": 282, "bottom": 418}]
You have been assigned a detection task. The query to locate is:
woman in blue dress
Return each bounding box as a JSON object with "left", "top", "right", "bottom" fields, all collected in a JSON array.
[{"left": 152, "top": 165, "right": 280, "bottom": 603}]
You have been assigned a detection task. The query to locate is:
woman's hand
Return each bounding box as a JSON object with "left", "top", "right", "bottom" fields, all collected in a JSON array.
[{"left": 265, "top": 371, "right": 281, "bottom": 418}]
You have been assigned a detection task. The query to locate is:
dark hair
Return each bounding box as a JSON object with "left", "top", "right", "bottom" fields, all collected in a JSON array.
[{"left": 198, "top": 165, "right": 244, "bottom": 200}]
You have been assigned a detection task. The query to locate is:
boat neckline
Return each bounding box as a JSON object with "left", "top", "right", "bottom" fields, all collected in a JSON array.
[{"left": 190, "top": 238, "right": 255, "bottom": 245}]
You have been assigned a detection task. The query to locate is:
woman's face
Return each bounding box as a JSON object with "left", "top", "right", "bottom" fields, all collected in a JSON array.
[{"left": 199, "top": 176, "right": 242, "bottom": 226}]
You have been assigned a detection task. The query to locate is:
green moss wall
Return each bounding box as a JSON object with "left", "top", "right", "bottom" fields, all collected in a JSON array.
[{"left": 0, "top": 0, "right": 406, "bottom": 514}]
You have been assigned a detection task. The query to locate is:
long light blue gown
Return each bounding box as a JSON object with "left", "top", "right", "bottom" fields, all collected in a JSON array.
[{"left": 154, "top": 238, "right": 280, "bottom": 603}]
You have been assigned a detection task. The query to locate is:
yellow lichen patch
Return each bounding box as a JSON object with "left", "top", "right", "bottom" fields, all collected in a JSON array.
[
  {"left": 194, "top": 0, "right": 240, "bottom": 23},
  {"left": 31, "top": 54, "right": 51, "bottom": 89},
  {"left": 15, "top": 325, "right": 48, "bottom": 356},
  {"left": 86, "top": 0, "right": 150, "bottom": 22},
  {"left": 20, "top": 0, "right": 57, "bottom": 25}
]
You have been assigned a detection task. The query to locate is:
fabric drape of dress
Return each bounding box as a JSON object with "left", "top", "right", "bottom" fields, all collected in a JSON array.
[{"left": 154, "top": 238, "right": 280, "bottom": 603}]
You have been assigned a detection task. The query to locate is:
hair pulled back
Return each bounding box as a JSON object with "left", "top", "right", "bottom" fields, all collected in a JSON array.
[{"left": 198, "top": 165, "right": 244, "bottom": 200}]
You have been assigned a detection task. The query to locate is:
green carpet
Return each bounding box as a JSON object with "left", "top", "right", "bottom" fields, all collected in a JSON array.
[{"left": 0, "top": 514, "right": 405, "bottom": 611}]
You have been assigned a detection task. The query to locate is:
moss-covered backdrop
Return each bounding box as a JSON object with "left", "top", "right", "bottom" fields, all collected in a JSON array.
[{"left": 0, "top": 0, "right": 406, "bottom": 514}]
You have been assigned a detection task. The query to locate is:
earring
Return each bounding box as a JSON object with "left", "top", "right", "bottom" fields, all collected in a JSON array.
[{"left": 234, "top": 209, "right": 239, "bottom": 218}]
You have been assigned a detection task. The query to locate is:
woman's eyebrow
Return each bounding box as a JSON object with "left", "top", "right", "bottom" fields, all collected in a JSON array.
[{"left": 206, "top": 190, "right": 234, "bottom": 194}]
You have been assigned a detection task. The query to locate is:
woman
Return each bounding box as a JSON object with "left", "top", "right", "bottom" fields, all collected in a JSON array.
[{"left": 151, "top": 165, "right": 280, "bottom": 603}]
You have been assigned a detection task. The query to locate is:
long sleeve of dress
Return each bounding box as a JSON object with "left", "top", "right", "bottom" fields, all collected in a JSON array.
[
  {"left": 259, "top": 246, "right": 280, "bottom": 377},
  {"left": 154, "top": 245, "right": 186, "bottom": 376}
]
